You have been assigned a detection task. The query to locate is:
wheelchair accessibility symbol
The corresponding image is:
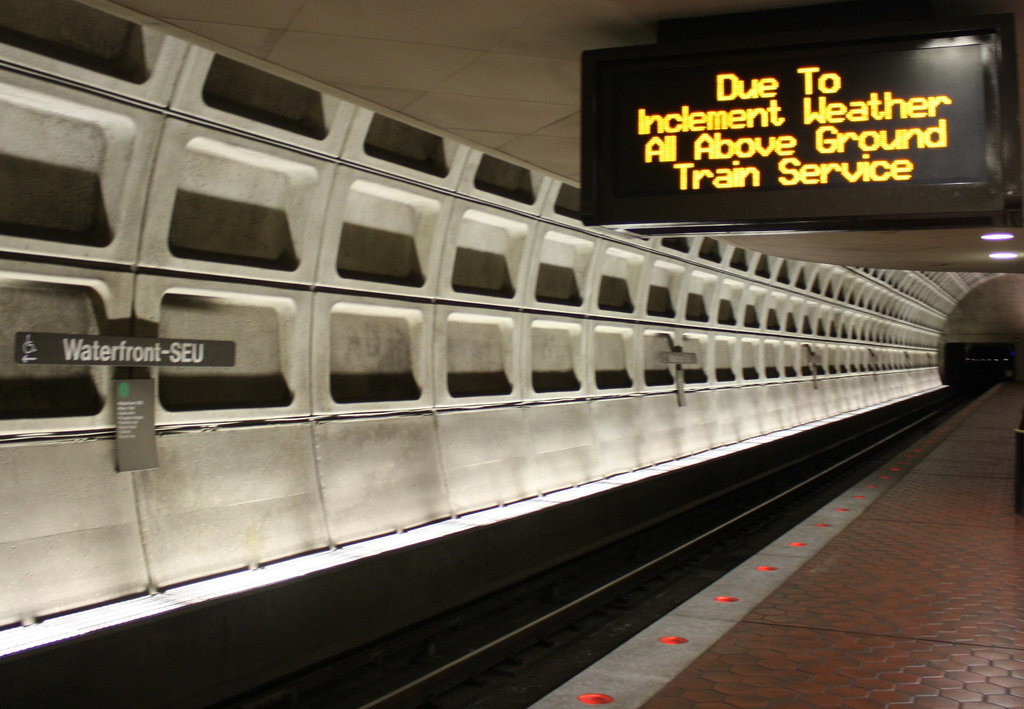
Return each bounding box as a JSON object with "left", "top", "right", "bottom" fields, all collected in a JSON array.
[{"left": 20, "top": 334, "right": 38, "bottom": 364}]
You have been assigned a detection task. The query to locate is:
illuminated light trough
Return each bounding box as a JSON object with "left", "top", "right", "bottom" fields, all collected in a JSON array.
[{"left": 0, "top": 389, "right": 941, "bottom": 661}]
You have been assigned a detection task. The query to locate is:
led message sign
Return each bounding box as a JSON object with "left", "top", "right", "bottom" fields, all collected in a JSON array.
[{"left": 581, "top": 16, "right": 1019, "bottom": 234}]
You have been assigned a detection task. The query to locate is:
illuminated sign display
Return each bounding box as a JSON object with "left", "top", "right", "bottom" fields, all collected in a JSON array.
[{"left": 581, "top": 16, "right": 1019, "bottom": 234}]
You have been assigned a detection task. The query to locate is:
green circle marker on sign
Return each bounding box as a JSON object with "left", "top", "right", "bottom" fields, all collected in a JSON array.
[{"left": 118, "top": 381, "right": 130, "bottom": 399}]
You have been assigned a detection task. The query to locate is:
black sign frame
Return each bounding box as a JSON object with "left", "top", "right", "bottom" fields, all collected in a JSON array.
[{"left": 580, "top": 14, "right": 1020, "bottom": 235}]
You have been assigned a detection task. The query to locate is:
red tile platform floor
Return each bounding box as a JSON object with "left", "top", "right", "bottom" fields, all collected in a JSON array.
[{"left": 642, "top": 383, "right": 1024, "bottom": 709}]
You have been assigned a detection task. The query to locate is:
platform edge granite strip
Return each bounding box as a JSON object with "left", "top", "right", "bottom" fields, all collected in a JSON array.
[{"left": 527, "top": 385, "right": 1006, "bottom": 709}]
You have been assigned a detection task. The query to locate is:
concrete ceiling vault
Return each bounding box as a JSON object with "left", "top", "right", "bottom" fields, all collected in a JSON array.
[{"left": 79, "top": 0, "right": 1024, "bottom": 274}]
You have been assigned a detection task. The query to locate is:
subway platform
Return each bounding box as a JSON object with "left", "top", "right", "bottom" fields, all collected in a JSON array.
[{"left": 531, "top": 383, "right": 1024, "bottom": 709}]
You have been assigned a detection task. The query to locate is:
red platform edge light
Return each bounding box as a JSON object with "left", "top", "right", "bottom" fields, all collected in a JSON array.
[
  {"left": 814, "top": 523, "right": 831, "bottom": 527},
  {"left": 715, "top": 595, "right": 740, "bottom": 603},
  {"left": 756, "top": 565, "right": 778, "bottom": 571},
  {"left": 578, "top": 693, "right": 615, "bottom": 705},
  {"left": 658, "top": 636, "right": 689, "bottom": 644},
  {"left": 853, "top": 495, "right": 866, "bottom": 499},
  {"left": 835, "top": 507, "right": 850, "bottom": 512},
  {"left": 788, "top": 542, "right": 808, "bottom": 547}
]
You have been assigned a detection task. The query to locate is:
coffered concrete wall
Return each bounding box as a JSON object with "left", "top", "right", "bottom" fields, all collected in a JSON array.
[{"left": 0, "top": 0, "right": 964, "bottom": 628}]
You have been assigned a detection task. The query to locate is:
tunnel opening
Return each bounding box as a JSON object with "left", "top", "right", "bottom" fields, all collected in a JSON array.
[{"left": 943, "top": 342, "right": 1015, "bottom": 389}]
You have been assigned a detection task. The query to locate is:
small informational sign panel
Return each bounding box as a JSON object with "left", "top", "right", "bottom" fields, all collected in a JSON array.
[
  {"left": 15, "top": 332, "right": 234, "bottom": 367},
  {"left": 661, "top": 346, "right": 699, "bottom": 407},
  {"left": 805, "top": 347, "right": 823, "bottom": 389},
  {"left": 114, "top": 379, "right": 158, "bottom": 473},
  {"left": 662, "top": 350, "right": 698, "bottom": 366}
]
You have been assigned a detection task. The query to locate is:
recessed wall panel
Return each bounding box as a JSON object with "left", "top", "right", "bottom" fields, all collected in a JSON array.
[
  {"left": 139, "top": 122, "right": 330, "bottom": 283},
  {"left": 714, "top": 336, "right": 737, "bottom": 383},
  {"left": 684, "top": 270, "right": 717, "bottom": 324},
  {"left": 0, "top": 73, "right": 160, "bottom": 263},
  {"left": 342, "top": 108, "right": 469, "bottom": 190},
  {"left": 529, "top": 318, "right": 582, "bottom": 398},
  {"left": 530, "top": 230, "right": 593, "bottom": 311},
  {"left": 592, "top": 324, "right": 635, "bottom": 391},
  {"left": 0, "top": 0, "right": 188, "bottom": 104},
  {"left": 171, "top": 47, "right": 352, "bottom": 154},
  {"left": 741, "top": 337, "right": 761, "bottom": 381},
  {"left": 319, "top": 171, "right": 448, "bottom": 296},
  {"left": 459, "top": 151, "right": 545, "bottom": 213},
  {"left": 437, "top": 308, "right": 519, "bottom": 405},
  {"left": 135, "top": 276, "right": 311, "bottom": 424},
  {"left": 646, "top": 261, "right": 684, "bottom": 319},
  {"left": 0, "top": 260, "right": 133, "bottom": 434},
  {"left": 442, "top": 206, "right": 531, "bottom": 305},
  {"left": 643, "top": 330, "right": 676, "bottom": 388},
  {"left": 311, "top": 294, "right": 430, "bottom": 414},
  {"left": 539, "top": 180, "right": 583, "bottom": 225},
  {"left": 594, "top": 247, "right": 641, "bottom": 314},
  {"left": 473, "top": 154, "right": 538, "bottom": 205}
]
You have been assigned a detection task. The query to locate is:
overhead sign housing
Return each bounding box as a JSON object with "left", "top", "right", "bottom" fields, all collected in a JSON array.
[{"left": 580, "top": 15, "right": 1020, "bottom": 235}]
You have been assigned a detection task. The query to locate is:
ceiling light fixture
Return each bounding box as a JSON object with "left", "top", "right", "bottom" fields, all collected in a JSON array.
[
  {"left": 981, "top": 233, "right": 1014, "bottom": 240},
  {"left": 988, "top": 251, "right": 1019, "bottom": 259}
]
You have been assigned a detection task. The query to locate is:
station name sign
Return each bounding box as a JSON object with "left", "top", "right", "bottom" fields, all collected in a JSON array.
[
  {"left": 16, "top": 332, "right": 235, "bottom": 367},
  {"left": 581, "top": 16, "right": 1020, "bottom": 233}
]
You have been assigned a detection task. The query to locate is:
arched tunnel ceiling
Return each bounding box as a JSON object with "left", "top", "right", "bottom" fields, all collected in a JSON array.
[
  {"left": 944, "top": 273, "right": 1024, "bottom": 336},
  {"left": 79, "top": 0, "right": 1024, "bottom": 275}
]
